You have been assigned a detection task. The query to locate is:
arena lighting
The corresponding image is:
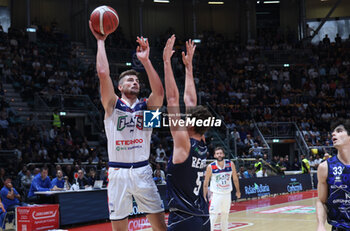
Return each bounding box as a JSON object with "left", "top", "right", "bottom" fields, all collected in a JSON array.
[
  {"left": 153, "top": 0, "right": 170, "bottom": 3},
  {"left": 125, "top": 62, "right": 132, "bottom": 66},
  {"left": 273, "top": 139, "right": 280, "bottom": 143},
  {"left": 193, "top": 39, "right": 201, "bottom": 44},
  {"left": 59, "top": 112, "right": 66, "bottom": 116},
  {"left": 26, "top": 27, "right": 36, "bottom": 32},
  {"left": 208, "top": 1, "right": 224, "bottom": 4},
  {"left": 264, "top": 1, "right": 280, "bottom": 3},
  {"left": 284, "top": 64, "right": 290, "bottom": 67}
]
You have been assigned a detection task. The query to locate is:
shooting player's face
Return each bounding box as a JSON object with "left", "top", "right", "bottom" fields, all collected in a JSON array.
[
  {"left": 214, "top": 149, "right": 225, "bottom": 161},
  {"left": 118, "top": 75, "right": 140, "bottom": 96},
  {"left": 332, "top": 125, "right": 350, "bottom": 148}
]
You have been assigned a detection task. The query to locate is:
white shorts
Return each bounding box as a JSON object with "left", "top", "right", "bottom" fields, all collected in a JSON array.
[
  {"left": 107, "top": 164, "right": 164, "bottom": 220},
  {"left": 209, "top": 192, "right": 231, "bottom": 214}
]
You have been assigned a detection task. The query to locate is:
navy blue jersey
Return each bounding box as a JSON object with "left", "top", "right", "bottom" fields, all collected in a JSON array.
[
  {"left": 326, "top": 155, "right": 350, "bottom": 229},
  {"left": 166, "top": 138, "right": 209, "bottom": 216}
]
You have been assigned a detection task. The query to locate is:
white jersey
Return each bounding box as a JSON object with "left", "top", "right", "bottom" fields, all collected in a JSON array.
[
  {"left": 209, "top": 160, "right": 233, "bottom": 194},
  {"left": 104, "top": 98, "right": 151, "bottom": 163}
]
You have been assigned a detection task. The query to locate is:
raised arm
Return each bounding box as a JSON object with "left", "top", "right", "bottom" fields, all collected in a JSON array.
[
  {"left": 89, "top": 21, "right": 117, "bottom": 118},
  {"left": 316, "top": 161, "right": 328, "bottom": 231},
  {"left": 136, "top": 37, "right": 164, "bottom": 110},
  {"left": 203, "top": 164, "right": 212, "bottom": 201},
  {"left": 163, "top": 35, "right": 190, "bottom": 164},
  {"left": 231, "top": 161, "right": 241, "bottom": 199},
  {"left": 182, "top": 39, "right": 197, "bottom": 109}
]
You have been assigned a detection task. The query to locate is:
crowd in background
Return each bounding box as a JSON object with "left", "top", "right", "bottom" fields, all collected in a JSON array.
[{"left": 0, "top": 22, "right": 343, "bottom": 198}]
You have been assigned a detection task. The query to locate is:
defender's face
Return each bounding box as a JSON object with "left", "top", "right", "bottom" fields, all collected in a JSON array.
[
  {"left": 118, "top": 75, "right": 140, "bottom": 96},
  {"left": 214, "top": 150, "right": 225, "bottom": 161},
  {"left": 332, "top": 125, "right": 350, "bottom": 148}
]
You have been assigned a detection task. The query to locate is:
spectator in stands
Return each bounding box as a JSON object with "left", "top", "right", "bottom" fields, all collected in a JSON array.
[
  {"left": 153, "top": 170, "right": 166, "bottom": 185},
  {"left": 156, "top": 144, "right": 166, "bottom": 159},
  {"left": 276, "top": 156, "right": 286, "bottom": 175},
  {"left": 153, "top": 163, "right": 165, "bottom": 180},
  {"left": 0, "top": 198, "right": 5, "bottom": 230},
  {"left": 21, "top": 170, "right": 33, "bottom": 195},
  {"left": 322, "top": 153, "right": 331, "bottom": 162},
  {"left": 244, "top": 134, "right": 255, "bottom": 148},
  {"left": 243, "top": 166, "right": 254, "bottom": 178},
  {"left": 63, "top": 153, "right": 74, "bottom": 164},
  {"left": 0, "top": 176, "right": 26, "bottom": 211},
  {"left": 249, "top": 142, "right": 263, "bottom": 157},
  {"left": 301, "top": 154, "right": 310, "bottom": 174},
  {"left": 27, "top": 167, "right": 51, "bottom": 199},
  {"left": 77, "top": 169, "right": 90, "bottom": 189},
  {"left": 283, "top": 155, "right": 291, "bottom": 171},
  {"left": 87, "top": 168, "right": 98, "bottom": 186},
  {"left": 64, "top": 164, "right": 74, "bottom": 184},
  {"left": 291, "top": 156, "right": 301, "bottom": 171},
  {"left": 52, "top": 109, "right": 61, "bottom": 128},
  {"left": 237, "top": 166, "right": 245, "bottom": 179},
  {"left": 51, "top": 170, "right": 69, "bottom": 191},
  {"left": 0, "top": 168, "right": 5, "bottom": 188},
  {"left": 57, "top": 152, "right": 65, "bottom": 163},
  {"left": 254, "top": 156, "right": 263, "bottom": 177},
  {"left": 262, "top": 167, "right": 268, "bottom": 177}
]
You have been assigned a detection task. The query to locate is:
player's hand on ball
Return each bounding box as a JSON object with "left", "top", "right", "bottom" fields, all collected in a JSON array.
[
  {"left": 89, "top": 20, "right": 108, "bottom": 41},
  {"left": 163, "top": 34, "right": 176, "bottom": 62},
  {"left": 136, "top": 36, "right": 150, "bottom": 63},
  {"left": 182, "top": 39, "right": 196, "bottom": 67}
]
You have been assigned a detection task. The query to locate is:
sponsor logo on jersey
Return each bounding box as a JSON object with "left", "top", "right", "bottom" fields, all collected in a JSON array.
[
  {"left": 117, "top": 115, "right": 143, "bottom": 131},
  {"left": 115, "top": 139, "right": 144, "bottom": 151}
]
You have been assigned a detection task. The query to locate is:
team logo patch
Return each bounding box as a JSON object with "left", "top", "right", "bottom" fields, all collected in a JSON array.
[{"left": 143, "top": 109, "right": 161, "bottom": 128}]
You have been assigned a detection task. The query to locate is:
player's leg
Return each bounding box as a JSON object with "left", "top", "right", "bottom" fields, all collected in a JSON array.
[
  {"left": 133, "top": 165, "right": 166, "bottom": 230},
  {"left": 168, "top": 211, "right": 203, "bottom": 231},
  {"left": 220, "top": 193, "right": 231, "bottom": 231},
  {"left": 146, "top": 212, "right": 166, "bottom": 231},
  {"left": 111, "top": 218, "right": 128, "bottom": 231},
  {"left": 108, "top": 168, "right": 133, "bottom": 231},
  {"left": 209, "top": 193, "right": 220, "bottom": 231}
]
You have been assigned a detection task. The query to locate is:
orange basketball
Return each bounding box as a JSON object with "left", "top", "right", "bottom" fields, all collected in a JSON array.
[{"left": 90, "top": 5, "right": 119, "bottom": 35}]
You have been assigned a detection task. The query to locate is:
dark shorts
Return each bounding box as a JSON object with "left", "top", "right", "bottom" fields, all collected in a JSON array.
[
  {"left": 332, "top": 226, "right": 347, "bottom": 231},
  {"left": 167, "top": 211, "right": 210, "bottom": 231}
]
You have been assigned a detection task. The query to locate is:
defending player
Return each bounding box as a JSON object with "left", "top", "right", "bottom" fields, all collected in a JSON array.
[
  {"left": 203, "top": 147, "right": 241, "bottom": 231},
  {"left": 164, "top": 35, "right": 211, "bottom": 231},
  {"left": 316, "top": 118, "right": 350, "bottom": 231},
  {"left": 89, "top": 22, "right": 166, "bottom": 231}
]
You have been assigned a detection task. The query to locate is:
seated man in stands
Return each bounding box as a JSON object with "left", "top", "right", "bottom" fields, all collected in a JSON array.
[
  {"left": 77, "top": 170, "right": 91, "bottom": 189},
  {"left": 28, "top": 167, "right": 52, "bottom": 200},
  {"left": 51, "top": 170, "right": 70, "bottom": 191},
  {"left": 0, "top": 176, "right": 26, "bottom": 211}
]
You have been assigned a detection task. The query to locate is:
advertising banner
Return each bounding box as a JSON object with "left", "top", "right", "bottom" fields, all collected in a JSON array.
[
  {"left": 236, "top": 174, "right": 312, "bottom": 199},
  {"left": 16, "top": 204, "right": 59, "bottom": 231}
]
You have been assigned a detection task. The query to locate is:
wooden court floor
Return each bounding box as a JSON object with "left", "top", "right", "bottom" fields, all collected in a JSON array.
[{"left": 67, "top": 190, "right": 331, "bottom": 231}]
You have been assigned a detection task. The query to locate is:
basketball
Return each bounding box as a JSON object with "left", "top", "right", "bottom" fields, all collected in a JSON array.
[{"left": 90, "top": 5, "right": 119, "bottom": 35}]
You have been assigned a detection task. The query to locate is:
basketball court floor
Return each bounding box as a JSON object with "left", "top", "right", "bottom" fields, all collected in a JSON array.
[{"left": 68, "top": 190, "right": 330, "bottom": 231}]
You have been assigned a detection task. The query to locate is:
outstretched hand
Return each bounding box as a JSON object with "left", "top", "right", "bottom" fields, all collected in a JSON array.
[
  {"left": 163, "top": 34, "right": 176, "bottom": 62},
  {"left": 136, "top": 36, "right": 150, "bottom": 63},
  {"left": 89, "top": 20, "right": 108, "bottom": 41},
  {"left": 182, "top": 39, "right": 196, "bottom": 67}
]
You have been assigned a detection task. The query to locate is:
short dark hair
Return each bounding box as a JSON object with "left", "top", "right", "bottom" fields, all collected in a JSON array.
[
  {"left": 118, "top": 69, "right": 140, "bottom": 85},
  {"left": 41, "top": 167, "right": 48, "bottom": 172},
  {"left": 331, "top": 118, "right": 350, "bottom": 136},
  {"left": 214, "top": 147, "right": 225, "bottom": 153},
  {"left": 4, "top": 176, "right": 11, "bottom": 181},
  {"left": 187, "top": 105, "right": 212, "bottom": 135}
]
